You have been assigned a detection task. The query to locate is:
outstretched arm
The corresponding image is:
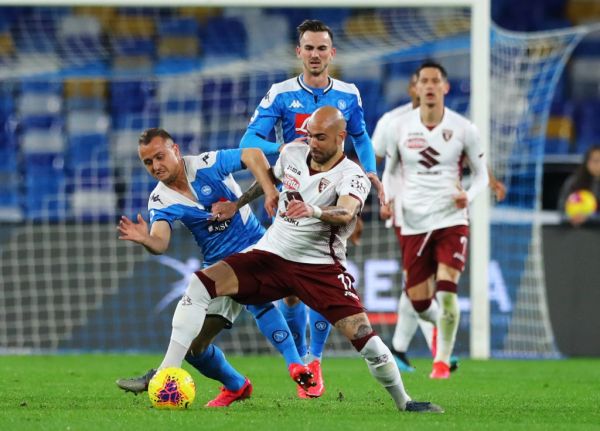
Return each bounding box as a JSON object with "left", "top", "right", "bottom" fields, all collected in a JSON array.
[
  {"left": 284, "top": 195, "right": 361, "bottom": 226},
  {"left": 117, "top": 215, "right": 171, "bottom": 255},
  {"left": 240, "top": 148, "right": 279, "bottom": 218},
  {"left": 211, "top": 170, "right": 281, "bottom": 221}
]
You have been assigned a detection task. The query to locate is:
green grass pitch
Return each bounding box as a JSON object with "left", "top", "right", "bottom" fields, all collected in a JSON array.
[{"left": 1, "top": 355, "right": 599, "bottom": 430}]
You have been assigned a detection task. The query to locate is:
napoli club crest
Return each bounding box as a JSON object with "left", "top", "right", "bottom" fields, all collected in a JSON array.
[
  {"left": 200, "top": 185, "right": 212, "bottom": 196},
  {"left": 442, "top": 129, "right": 453, "bottom": 142},
  {"left": 337, "top": 99, "right": 347, "bottom": 110}
]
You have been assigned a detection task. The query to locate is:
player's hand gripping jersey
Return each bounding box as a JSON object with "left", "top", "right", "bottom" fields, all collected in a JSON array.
[
  {"left": 381, "top": 108, "right": 488, "bottom": 235},
  {"left": 254, "top": 143, "right": 371, "bottom": 265},
  {"left": 147, "top": 149, "right": 265, "bottom": 267},
  {"left": 242, "top": 75, "right": 376, "bottom": 174}
]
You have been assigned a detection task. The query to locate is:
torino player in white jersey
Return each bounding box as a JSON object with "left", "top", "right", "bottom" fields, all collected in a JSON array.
[
  {"left": 153, "top": 106, "right": 443, "bottom": 413},
  {"left": 381, "top": 61, "right": 489, "bottom": 379},
  {"left": 372, "top": 74, "right": 438, "bottom": 373}
]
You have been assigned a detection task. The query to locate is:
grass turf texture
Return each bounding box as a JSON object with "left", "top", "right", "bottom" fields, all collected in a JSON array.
[{"left": 1, "top": 355, "right": 599, "bottom": 431}]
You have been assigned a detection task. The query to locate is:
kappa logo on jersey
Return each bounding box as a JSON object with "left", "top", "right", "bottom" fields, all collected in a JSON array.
[
  {"left": 294, "top": 113, "right": 311, "bottom": 134},
  {"left": 283, "top": 174, "right": 300, "bottom": 191},
  {"left": 151, "top": 193, "right": 163, "bottom": 205},
  {"left": 419, "top": 147, "right": 441, "bottom": 169},
  {"left": 288, "top": 99, "right": 304, "bottom": 109},
  {"left": 350, "top": 176, "right": 367, "bottom": 194},
  {"left": 442, "top": 129, "right": 453, "bottom": 142},
  {"left": 180, "top": 295, "right": 192, "bottom": 306},
  {"left": 318, "top": 178, "right": 331, "bottom": 193},
  {"left": 201, "top": 153, "right": 211, "bottom": 164}
]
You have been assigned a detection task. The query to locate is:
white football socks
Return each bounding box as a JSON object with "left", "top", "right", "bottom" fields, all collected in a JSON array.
[
  {"left": 359, "top": 336, "right": 411, "bottom": 410},
  {"left": 159, "top": 275, "right": 212, "bottom": 369},
  {"left": 417, "top": 298, "right": 440, "bottom": 325},
  {"left": 391, "top": 292, "right": 419, "bottom": 352},
  {"left": 434, "top": 291, "right": 460, "bottom": 365}
]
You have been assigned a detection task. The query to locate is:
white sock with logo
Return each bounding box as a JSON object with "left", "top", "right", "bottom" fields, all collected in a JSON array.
[
  {"left": 159, "top": 275, "right": 211, "bottom": 369},
  {"left": 360, "top": 336, "right": 411, "bottom": 410},
  {"left": 434, "top": 291, "right": 460, "bottom": 365}
]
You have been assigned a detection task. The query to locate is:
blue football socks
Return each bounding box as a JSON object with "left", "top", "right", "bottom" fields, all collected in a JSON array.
[
  {"left": 185, "top": 344, "right": 245, "bottom": 391},
  {"left": 308, "top": 308, "right": 331, "bottom": 360},
  {"left": 278, "top": 300, "right": 308, "bottom": 358},
  {"left": 247, "top": 303, "right": 303, "bottom": 367}
]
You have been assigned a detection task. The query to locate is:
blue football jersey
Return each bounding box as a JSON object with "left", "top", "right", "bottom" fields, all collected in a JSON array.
[
  {"left": 242, "top": 75, "right": 376, "bottom": 173},
  {"left": 147, "top": 149, "right": 265, "bottom": 267}
]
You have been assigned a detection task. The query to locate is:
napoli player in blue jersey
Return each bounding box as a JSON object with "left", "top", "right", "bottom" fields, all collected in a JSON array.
[
  {"left": 239, "top": 19, "right": 384, "bottom": 398},
  {"left": 115, "top": 128, "right": 316, "bottom": 406}
]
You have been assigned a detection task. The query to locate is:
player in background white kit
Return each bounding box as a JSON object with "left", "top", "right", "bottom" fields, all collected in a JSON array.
[
  {"left": 372, "top": 73, "right": 435, "bottom": 372},
  {"left": 380, "top": 61, "right": 489, "bottom": 379},
  {"left": 374, "top": 69, "right": 507, "bottom": 374}
]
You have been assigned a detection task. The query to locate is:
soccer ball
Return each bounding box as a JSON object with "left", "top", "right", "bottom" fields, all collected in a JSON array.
[
  {"left": 565, "top": 190, "right": 597, "bottom": 218},
  {"left": 148, "top": 367, "right": 196, "bottom": 410}
]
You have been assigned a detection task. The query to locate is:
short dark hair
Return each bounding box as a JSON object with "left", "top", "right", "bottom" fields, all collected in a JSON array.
[
  {"left": 138, "top": 128, "right": 174, "bottom": 146},
  {"left": 416, "top": 60, "right": 448, "bottom": 80},
  {"left": 297, "top": 19, "right": 334, "bottom": 45}
]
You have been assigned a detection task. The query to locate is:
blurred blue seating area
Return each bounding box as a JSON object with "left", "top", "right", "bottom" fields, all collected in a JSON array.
[{"left": 0, "top": 3, "right": 598, "bottom": 221}]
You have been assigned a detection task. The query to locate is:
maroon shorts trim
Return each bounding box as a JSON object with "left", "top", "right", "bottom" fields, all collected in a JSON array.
[{"left": 223, "top": 249, "right": 365, "bottom": 324}]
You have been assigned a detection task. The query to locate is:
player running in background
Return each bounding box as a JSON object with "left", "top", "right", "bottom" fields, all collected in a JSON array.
[
  {"left": 379, "top": 61, "right": 489, "bottom": 379},
  {"left": 115, "top": 128, "right": 315, "bottom": 406},
  {"left": 156, "top": 106, "right": 443, "bottom": 413},
  {"left": 239, "top": 19, "right": 383, "bottom": 398},
  {"left": 373, "top": 72, "right": 506, "bottom": 373}
]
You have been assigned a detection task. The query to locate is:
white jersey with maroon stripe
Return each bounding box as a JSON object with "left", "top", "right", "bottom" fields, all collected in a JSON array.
[
  {"left": 381, "top": 107, "right": 488, "bottom": 235},
  {"left": 254, "top": 142, "right": 371, "bottom": 265}
]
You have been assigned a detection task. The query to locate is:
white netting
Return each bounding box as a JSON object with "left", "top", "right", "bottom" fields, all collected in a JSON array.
[{"left": 0, "top": 5, "right": 593, "bottom": 357}]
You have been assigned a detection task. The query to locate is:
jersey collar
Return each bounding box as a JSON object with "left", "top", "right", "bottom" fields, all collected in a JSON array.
[{"left": 297, "top": 75, "right": 334, "bottom": 95}]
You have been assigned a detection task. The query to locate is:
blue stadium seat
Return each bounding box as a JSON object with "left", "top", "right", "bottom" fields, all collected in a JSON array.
[
  {"left": 201, "top": 16, "right": 247, "bottom": 59},
  {"left": 158, "top": 17, "right": 198, "bottom": 37},
  {"left": 67, "top": 133, "right": 110, "bottom": 168},
  {"left": 0, "top": 173, "right": 22, "bottom": 222}
]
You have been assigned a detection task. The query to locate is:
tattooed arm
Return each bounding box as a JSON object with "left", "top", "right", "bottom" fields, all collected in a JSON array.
[{"left": 211, "top": 169, "right": 280, "bottom": 221}]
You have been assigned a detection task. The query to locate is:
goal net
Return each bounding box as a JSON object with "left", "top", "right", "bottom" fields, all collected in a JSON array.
[{"left": 0, "top": 4, "right": 591, "bottom": 358}]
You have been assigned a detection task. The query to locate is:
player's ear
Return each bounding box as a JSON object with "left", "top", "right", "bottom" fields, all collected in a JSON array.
[
  {"left": 443, "top": 80, "right": 450, "bottom": 95},
  {"left": 295, "top": 45, "right": 301, "bottom": 58},
  {"left": 330, "top": 46, "right": 336, "bottom": 58}
]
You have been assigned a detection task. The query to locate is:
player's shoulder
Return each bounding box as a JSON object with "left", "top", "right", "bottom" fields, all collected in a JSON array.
[
  {"left": 339, "top": 157, "right": 367, "bottom": 177},
  {"left": 330, "top": 77, "right": 360, "bottom": 97},
  {"left": 262, "top": 77, "right": 301, "bottom": 104},
  {"left": 183, "top": 152, "right": 219, "bottom": 172},
  {"left": 444, "top": 107, "right": 473, "bottom": 128},
  {"left": 280, "top": 141, "right": 309, "bottom": 159},
  {"left": 387, "top": 106, "right": 419, "bottom": 129},
  {"left": 147, "top": 182, "right": 171, "bottom": 210}
]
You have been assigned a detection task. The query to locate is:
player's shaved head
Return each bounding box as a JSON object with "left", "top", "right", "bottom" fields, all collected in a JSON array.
[
  {"left": 308, "top": 105, "right": 346, "bottom": 133},
  {"left": 306, "top": 106, "right": 347, "bottom": 167}
]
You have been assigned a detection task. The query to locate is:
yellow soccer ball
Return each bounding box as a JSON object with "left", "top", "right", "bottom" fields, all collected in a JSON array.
[
  {"left": 565, "top": 190, "right": 597, "bottom": 218},
  {"left": 148, "top": 367, "right": 196, "bottom": 410}
]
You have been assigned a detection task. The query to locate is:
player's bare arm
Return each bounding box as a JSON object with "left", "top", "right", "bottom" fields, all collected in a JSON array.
[
  {"left": 240, "top": 148, "right": 280, "bottom": 218},
  {"left": 211, "top": 169, "right": 281, "bottom": 221},
  {"left": 117, "top": 215, "right": 171, "bottom": 255},
  {"left": 284, "top": 194, "right": 361, "bottom": 226}
]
